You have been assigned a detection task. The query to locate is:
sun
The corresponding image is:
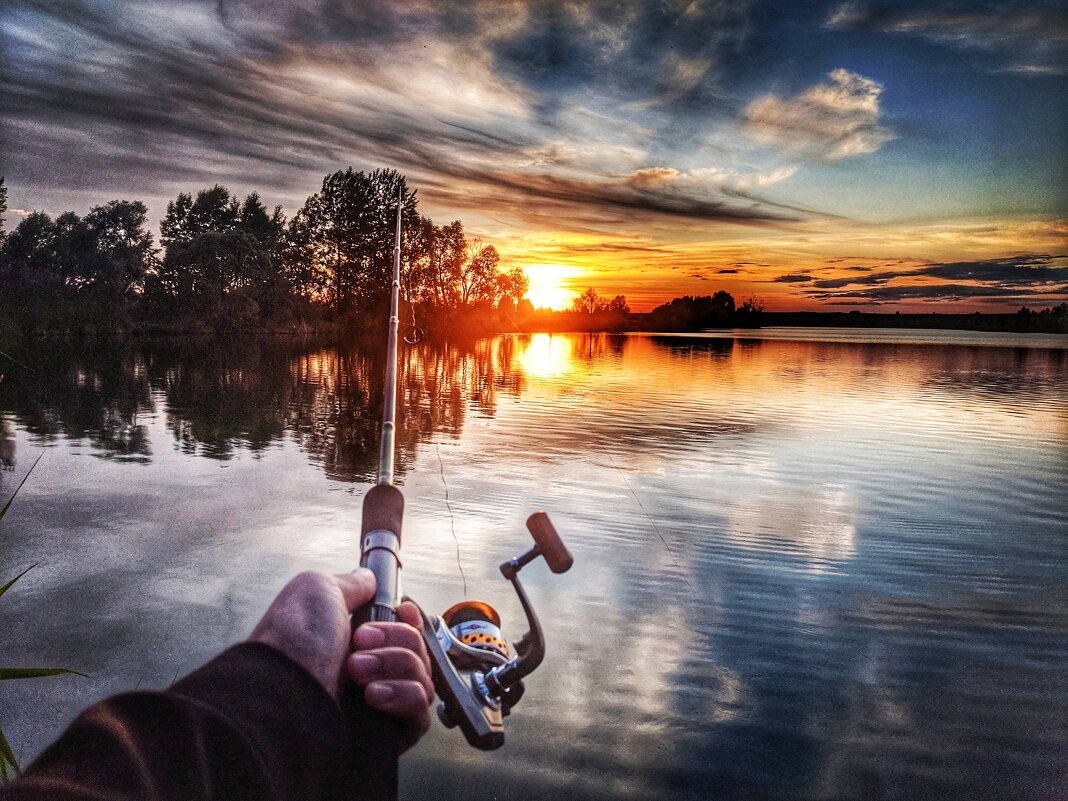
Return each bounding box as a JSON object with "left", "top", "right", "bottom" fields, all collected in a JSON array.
[{"left": 523, "top": 264, "right": 579, "bottom": 311}]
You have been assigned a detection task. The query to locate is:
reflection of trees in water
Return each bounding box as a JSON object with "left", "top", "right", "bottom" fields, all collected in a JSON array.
[
  {"left": 649, "top": 335, "right": 734, "bottom": 358},
  {"left": 916, "top": 345, "right": 1067, "bottom": 400},
  {"left": 1, "top": 418, "right": 15, "bottom": 472},
  {"left": 152, "top": 339, "right": 294, "bottom": 459},
  {"left": 0, "top": 337, "right": 526, "bottom": 482},
  {"left": 283, "top": 348, "right": 384, "bottom": 482},
  {"left": 0, "top": 341, "right": 153, "bottom": 461},
  {"left": 571, "top": 333, "right": 627, "bottom": 363}
]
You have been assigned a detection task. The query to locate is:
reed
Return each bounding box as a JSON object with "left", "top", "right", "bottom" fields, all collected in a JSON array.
[{"left": 0, "top": 455, "right": 83, "bottom": 782}]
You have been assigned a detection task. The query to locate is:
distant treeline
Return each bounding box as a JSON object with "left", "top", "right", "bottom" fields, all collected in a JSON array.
[
  {"left": 531, "top": 289, "right": 766, "bottom": 332},
  {"left": 0, "top": 170, "right": 529, "bottom": 338},
  {"left": 760, "top": 308, "right": 1068, "bottom": 335}
]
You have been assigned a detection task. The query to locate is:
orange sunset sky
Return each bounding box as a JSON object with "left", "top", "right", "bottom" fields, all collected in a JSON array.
[{"left": 1, "top": 1, "right": 1065, "bottom": 312}]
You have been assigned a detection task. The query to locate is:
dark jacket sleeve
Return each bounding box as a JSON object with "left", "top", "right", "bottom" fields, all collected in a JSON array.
[{"left": 0, "top": 642, "right": 354, "bottom": 801}]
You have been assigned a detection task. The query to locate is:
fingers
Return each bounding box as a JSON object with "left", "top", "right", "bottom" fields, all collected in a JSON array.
[
  {"left": 346, "top": 647, "right": 434, "bottom": 704},
  {"left": 348, "top": 612, "right": 435, "bottom": 752},
  {"left": 395, "top": 600, "right": 422, "bottom": 630},
  {"left": 364, "top": 680, "right": 432, "bottom": 750},
  {"left": 353, "top": 621, "right": 431, "bottom": 675},
  {"left": 333, "top": 568, "right": 375, "bottom": 612}
]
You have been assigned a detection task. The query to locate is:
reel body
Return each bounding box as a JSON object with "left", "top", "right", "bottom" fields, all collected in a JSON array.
[{"left": 417, "top": 511, "right": 573, "bottom": 750}]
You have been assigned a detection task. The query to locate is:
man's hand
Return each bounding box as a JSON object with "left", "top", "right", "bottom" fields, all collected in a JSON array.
[{"left": 249, "top": 569, "right": 434, "bottom": 751}]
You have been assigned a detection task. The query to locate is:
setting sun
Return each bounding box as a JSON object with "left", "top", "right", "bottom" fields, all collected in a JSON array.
[{"left": 523, "top": 264, "right": 579, "bottom": 311}]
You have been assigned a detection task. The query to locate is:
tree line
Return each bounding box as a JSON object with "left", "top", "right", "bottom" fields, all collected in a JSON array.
[{"left": 0, "top": 170, "right": 529, "bottom": 335}]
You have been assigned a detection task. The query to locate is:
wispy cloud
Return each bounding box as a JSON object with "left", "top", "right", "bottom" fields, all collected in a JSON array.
[
  {"left": 743, "top": 69, "right": 894, "bottom": 161},
  {"left": 826, "top": 2, "right": 1068, "bottom": 75}
]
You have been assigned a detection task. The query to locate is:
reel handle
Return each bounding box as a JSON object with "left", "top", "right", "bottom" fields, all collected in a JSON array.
[{"left": 526, "top": 512, "right": 574, "bottom": 574}]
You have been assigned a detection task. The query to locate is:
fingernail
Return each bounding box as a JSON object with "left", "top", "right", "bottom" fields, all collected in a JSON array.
[
  {"left": 349, "top": 653, "right": 380, "bottom": 677},
  {"left": 355, "top": 625, "right": 386, "bottom": 649},
  {"left": 367, "top": 683, "right": 395, "bottom": 704}
]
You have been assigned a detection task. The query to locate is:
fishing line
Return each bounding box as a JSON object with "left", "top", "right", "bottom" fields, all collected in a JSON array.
[
  {"left": 561, "top": 361, "right": 695, "bottom": 594},
  {"left": 436, "top": 444, "right": 467, "bottom": 597},
  {"left": 605, "top": 446, "right": 695, "bottom": 594},
  {"left": 0, "top": 349, "right": 31, "bottom": 371}
]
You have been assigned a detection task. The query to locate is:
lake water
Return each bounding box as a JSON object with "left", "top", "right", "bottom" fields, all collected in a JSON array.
[{"left": 0, "top": 329, "right": 1065, "bottom": 800}]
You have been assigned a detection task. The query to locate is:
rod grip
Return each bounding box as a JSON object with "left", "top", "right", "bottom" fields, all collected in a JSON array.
[
  {"left": 362, "top": 484, "right": 405, "bottom": 542},
  {"left": 344, "top": 482, "right": 405, "bottom": 800}
]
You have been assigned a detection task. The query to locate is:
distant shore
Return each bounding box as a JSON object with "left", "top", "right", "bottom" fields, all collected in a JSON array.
[
  {"left": 2, "top": 304, "right": 1065, "bottom": 344},
  {"left": 755, "top": 309, "right": 1066, "bottom": 334}
]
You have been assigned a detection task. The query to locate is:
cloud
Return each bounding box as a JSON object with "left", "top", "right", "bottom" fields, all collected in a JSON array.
[
  {"left": 626, "top": 167, "right": 680, "bottom": 187},
  {"left": 773, "top": 273, "right": 815, "bottom": 283},
  {"left": 806, "top": 254, "right": 1068, "bottom": 301},
  {"left": 0, "top": 0, "right": 816, "bottom": 232},
  {"left": 813, "top": 272, "right": 896, "bottom": 289},
  {"left": 716, "top": 268, "right": 740, "bottom": 274},
  {"left": 812, "top": 254, "right": 1068, "bottom": 289},
  {"left": 489, "top": 1, "right": 751, "bottom": 106},
  {"left": 919, "top": 255, "right": 1068, "bottom": 284},
  {"left": 826, "top": 3, "right": 1068, "bottom": 75},
  {"left": 743, "top": 69, "right": 894, "bottom": 161},
  {"left": 806, "top": 284, "right": 1055, "bottom": 302}
]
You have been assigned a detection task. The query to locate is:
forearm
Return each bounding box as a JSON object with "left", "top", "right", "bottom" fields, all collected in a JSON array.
[{"left": 1, "top": 643, "right": 353, "bottom": 801}]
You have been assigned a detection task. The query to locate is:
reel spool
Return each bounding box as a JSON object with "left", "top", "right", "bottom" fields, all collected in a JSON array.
[{"left": 442, "top": 600, "right": 509, "bottom": 664}]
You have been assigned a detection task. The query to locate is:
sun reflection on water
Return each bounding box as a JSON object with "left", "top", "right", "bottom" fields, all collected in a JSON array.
[{"left": 516, "top": 333, "right": 574, "bottom": 378}]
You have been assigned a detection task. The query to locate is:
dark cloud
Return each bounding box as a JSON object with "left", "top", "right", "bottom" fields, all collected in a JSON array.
[
  {"left": 919, "top": 255, "right": 1068, "bottom": 283},
  {"left": 716, "top": 268, "right": 740, "bottom": 274},
  {"left": 811, "top": 254, "right": 1068, "bottom": 290},
  {"left": 773, "top": 273, "right": 815, "bottom": 283},
  {"left": 491, "top": 1, "right": 751, "bottom": 108},
  {"left": 813, "top": 272, "right": 896, "bottom": 288},
  {"left": 805, "top": 255, "right": 1068, "bottom": 302},
  {"left": 805, "top": 284, "right": 1057, "bottom": 302}
]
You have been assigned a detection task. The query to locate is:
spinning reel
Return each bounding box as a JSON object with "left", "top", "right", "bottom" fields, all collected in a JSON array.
[{"left": 418, "top": 511, "right": 573, "bottom": 750}]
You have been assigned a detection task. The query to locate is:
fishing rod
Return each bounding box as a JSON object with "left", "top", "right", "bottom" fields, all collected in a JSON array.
[{"left": 349, "top": 186, "right": 574, "bottom": 800}]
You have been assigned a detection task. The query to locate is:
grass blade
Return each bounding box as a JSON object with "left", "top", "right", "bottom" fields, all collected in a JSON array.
[
  {"left": 0, "top": 668, "right": 86, "bottom": 681},
  {"left": 0, "top": 565, "right": 37, "bottom": 602},
  {"left": 0, "top": 450, "right": 45, "bottom": 524},
  {"left": 0, "top": 726, "right": 20, "bottom": 778}
]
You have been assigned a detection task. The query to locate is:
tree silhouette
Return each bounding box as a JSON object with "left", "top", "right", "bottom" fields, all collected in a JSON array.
[
  {"left": 79, "top": 201, "right": 156, "bottom": 301},
  {"left": 648, "top": 293, "right": 735, "bottom": 329},
  {"left": 160, "top": 185, "right": 239, "bottom": 249},
  {"left": 0, "top": 212, "right": 64, "bottom": 302},
  {"left": 0, "top": 178, "right": 7, "bottom": 249},
  {"left": 571, "top": 288, "right": 628, "bottom": 316},
  {"left": 290, "top": 168, "right": 418, "bottom": 311}
]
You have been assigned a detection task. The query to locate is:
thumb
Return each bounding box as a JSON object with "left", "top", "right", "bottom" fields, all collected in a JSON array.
[{"left": 334, "top": 568, "right": 376, "bottom": 612}]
